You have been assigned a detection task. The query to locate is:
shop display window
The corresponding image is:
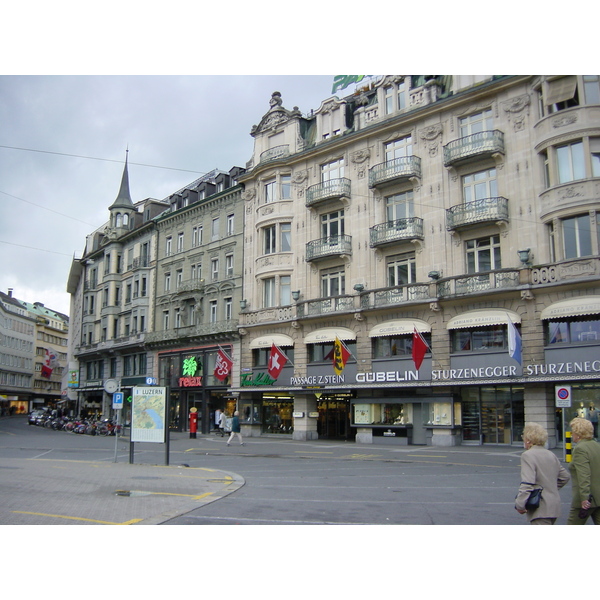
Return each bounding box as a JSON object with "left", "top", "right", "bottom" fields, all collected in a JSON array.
[
  {"left": 240, "top": 400, "right": 260, "bottom": 423},
  {"left": 547, "top": 317, "right": 600, "bottom": 344},
  {"left": 424, "top": 401, "right": 452, "bottom": 426},
  {"left": 354, "top": 403, "right": 413, "bottom": 425}
]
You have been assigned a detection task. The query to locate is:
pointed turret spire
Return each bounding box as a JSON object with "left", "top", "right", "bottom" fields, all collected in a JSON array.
[{"left": 109, "top": 150, "right": 133, "bottom": 210}]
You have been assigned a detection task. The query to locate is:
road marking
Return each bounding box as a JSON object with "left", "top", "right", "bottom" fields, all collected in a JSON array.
[
  {"left": 296, "top": 451, "right": 333, "bottom": 454},
  {"left": 12, "top": 511, "right": 143, "bottom": 525},
  {"left": 408, "top": 455, "right": 447, "bottom": 458}
]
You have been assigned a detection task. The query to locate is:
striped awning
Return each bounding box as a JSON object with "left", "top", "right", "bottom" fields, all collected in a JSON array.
[
  {"left": 249, "top": 334, "right": 294, "bottom": 349},
  {"left": 369, "top": 319, "right": 431, "bottom": 337},
  {"left": 540, "top": 296, "right": 600, "bottom": 320},
  {"left": 304, "top": 327, "right": 356, "bottom": 344},
  {"left": 447, "top": 309, "right": 521, "bottom": 330}
]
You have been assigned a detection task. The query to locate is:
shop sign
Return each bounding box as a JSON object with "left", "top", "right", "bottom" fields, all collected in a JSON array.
[
  {"left": 179, "top": 376, "right": 203, "bottom": 387},
  {"left": 241, "top": 372, "right": 276, "bottom": 386}
]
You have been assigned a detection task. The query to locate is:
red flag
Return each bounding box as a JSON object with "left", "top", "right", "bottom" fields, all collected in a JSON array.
[
  {"left": 333, "top": 337, "right": 351, "bottom": 375},
  {"left": 267, "top": 344, "right": 288, "bottom": 380},
  {"left": 41, "top": 348, "right": 57, "bottom": 378},
  {"left": 213, "top": 347, "right": 233, "bottom": 382},
  {"left": 411, "top": 328, "right": 429, "bottom": 370}
]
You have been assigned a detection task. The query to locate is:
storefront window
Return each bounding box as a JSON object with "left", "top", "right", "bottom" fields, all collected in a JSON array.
[
  {"left": 547, "top": 317, "right": 600, "bottom": 344},
  {"left": 424, "top": 401, "right": 452, "bottom": 426},
  {"left": 253, "top": 347, "right": 295, "bottom": 367},
  {"left": 372, "top": 334, "right": 431, "bottom": 358},
  {"left": 308, "top": 341, "right": 356, "bottom": 362},
  {"left": 262, "top": 398, "right": 293, "bottom": 433},
  {"left": 363, "top": 403, "right": 413, "bottom": 425},
  {"left": 452, "top": 325, "right": 508, "bottom": 352},
  {"left": 240, "top": 400, "right": 260, "bottom": 423}
]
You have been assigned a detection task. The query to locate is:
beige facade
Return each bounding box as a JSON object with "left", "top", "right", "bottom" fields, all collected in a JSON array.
[{"left": 236, "top": 76, "right": 600, "bottom": 447}]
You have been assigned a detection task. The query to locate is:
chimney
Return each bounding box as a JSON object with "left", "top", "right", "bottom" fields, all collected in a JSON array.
[{"left": 8, "top": 288, "right": 13, "bottom": 297}]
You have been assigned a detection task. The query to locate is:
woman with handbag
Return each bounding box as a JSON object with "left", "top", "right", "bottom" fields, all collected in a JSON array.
[{"left": 515, "top": 422, "right": 570, "bottom": 524}]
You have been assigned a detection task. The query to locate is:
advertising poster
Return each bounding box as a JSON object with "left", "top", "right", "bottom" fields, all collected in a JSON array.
[{"left": 131, "top": 387, "right": 167, "bottom": 443}]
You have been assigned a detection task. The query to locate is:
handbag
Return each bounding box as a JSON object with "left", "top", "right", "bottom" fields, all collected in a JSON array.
[{"left": 525, "top": 486, "right": 543, "bottom": 510}]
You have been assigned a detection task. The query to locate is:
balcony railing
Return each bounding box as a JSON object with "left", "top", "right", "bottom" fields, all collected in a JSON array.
[
  {"left": 306, "top": 235, "right": 352, "bottom": 262},
  {"left": 372, "top": 284, "right": 431, "bottom": 307},
  {"left": 145, "top": 320, "right": 238, "bottom": 344},
  {"left": 443, "top": 130, "right": 504, "bottom": 166},
  {"left": 446, "top": 196, "right": 509, "bottom": 230},
  {"left": 176, "top": 277, "right": 205, "bottom": 294},
  {"left": 369, "top": 217, "right": 424, "bottom": 247},
  {"left": 297, "top": 296, "right": 356, "bottom": 317},
  {"left": 306, "top": 178, "right": 351, "bottom": 207},
  {"left": 259, "top": 145, "right": 290, "bottom": 163},
  {"left": 437, "top": 269, "right": 520, "bottom": 297},
  {"left": 368, "top": 155, "right": 422, "bottom": 188}
]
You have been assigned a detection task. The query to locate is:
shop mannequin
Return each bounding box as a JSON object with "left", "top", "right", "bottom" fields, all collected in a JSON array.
[
  {"left": 577, "top": 402, "right": 588, "bottom": 419},
  {"left": 588, "top": 403, "right": 599, "bottom": 438}
]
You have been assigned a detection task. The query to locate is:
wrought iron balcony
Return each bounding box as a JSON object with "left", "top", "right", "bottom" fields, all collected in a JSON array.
[
  {"left": 306, "top": 235, "right": 352, "bottom": 262},
  {"left": 368, "top": 155, "right": 421, "bottom": 188},
  {"left": 259, "top": 145, "right": 290, "bottom": 163},
  {"left": 437, "top": 269, "right": 520, "bottom": 297},
  {"left": 446, "top": 196, "right": 509, "bottom": 230},
  {"left": 443, "top": 130, "right": 504, "bottom": 166},
  {"left": 372, "top": 284, "right": 431, "bottom": 307},
  {"left": 369, "top": 217, "right": 424, "bottom": 247},
  {"left": 306, "top": 178, "right": 351, "bottom": 207},
  {"left": 296, "top": 296, "right": 356, "bottom": 317}
]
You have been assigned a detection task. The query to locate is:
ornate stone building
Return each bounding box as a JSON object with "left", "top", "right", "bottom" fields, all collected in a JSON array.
[{"left": 235, "top": 76, "right": 600, "bottom": 447}]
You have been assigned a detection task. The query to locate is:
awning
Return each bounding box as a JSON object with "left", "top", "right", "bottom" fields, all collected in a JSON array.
[
  {"left": 540, "top": 296, "right": 600, "bottom": 320},
  {"left": 369, "top": 319, "right": 431, "bottom": 337},
  {"left": 249, "top": 334, "right": 294, "bottom": 349},
  {"left": 304, "top": 327, "right": 356, "bottom": 344},
  {"left": 544, "top": 76, "right": 577, "bottom": 106},
  {"left": 447, "top": 309, "right": 521, "bottom": 330}
]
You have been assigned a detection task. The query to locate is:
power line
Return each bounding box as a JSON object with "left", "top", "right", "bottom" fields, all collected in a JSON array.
[
  {"left": 0, "top": 239, "right": 73, "bottom": 257},
  {"left": 0, "top": 144, "right": 207, "bottom": 174}
]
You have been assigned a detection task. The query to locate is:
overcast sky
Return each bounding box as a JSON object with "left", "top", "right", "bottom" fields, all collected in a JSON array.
[{"left": 0, "top": 74, "right": 339, "bottom": 315}]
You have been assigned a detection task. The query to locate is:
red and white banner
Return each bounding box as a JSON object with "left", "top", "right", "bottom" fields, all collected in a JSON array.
[
  {"left": 267, "top": 344, "right": 288, "bottom": 380},
  {"left": 213, "top": 347, "right": 233, "bottom": 382}
]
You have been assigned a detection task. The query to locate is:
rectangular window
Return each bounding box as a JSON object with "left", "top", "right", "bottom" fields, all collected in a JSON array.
[
  {"left": 224, "top": 297, "right": 233, "bottom": 320},
  {"left": 281, "top": 222, "right": 291, "bottom": 252},
  {"left": 174, "top": 308, "right": 181, "bottom": 328},
  {"left": 466, "top": 235, "right": 501, "bottom": 273},
  {"left": 321, "top": 210, "right": 344, "bottom": 238},
  {"left": 264, "top": 225, "right": 276, "bottom": 254},
  {"left": 557, "top": 142, "right": 585, "bottom": 183},
  {"left": 387, "top": 254, "right": 416, "bottom": 286},
  {"left": 462, "top": 168, "right": 498, "bottom": 202},
  {"left": 211, "top": 258, "right": 219, "bottom": 281},
  {"left": 321, "top": 268, "right": 345, "bottom": 297},
  {"left": 211, "top": 217, "right": 220, "bottom": 241},
  {"left": 164, "top": 273, "right": 171, "bottom": 292},
  {"left": 176, "top": 269, "right": 183, "bottom": 289},
  {"left": 386, "top": 191, "right": 414, "bottom": 221},
  {"left": 280, "top": 275, "right": 291, "bottom": 306},
  {"left": 281, "top": 175, "right": 291, "bottom": 199},
  {"left": 163, "top": 310, "right": 170, "bottom": 330},
  {"left": 385, "top": 136, "right": 412, "bottom": 161},
  {"left": 263, "top": 277, "right": 276, "bottom": 308},
  {"left": 321, "top": 158, "right": 344, "bottom": 182},
  {"left": 583, "top": 75, "right": 600, "bottom": 105},
  {"left": 227, "top": 214, "right": 235, "bottom": 235},
  {"left": 563, "top": 214, "right": 593, "bottom": 258},
  {"left": 225, "top": 254, "right": 234, "bottom": 277},
  {"left": 265, "top": 180, "right": 277, "bottom": 203},
  {"left": 192, "top": 226, "right": 203, "bottom": 247},
  {"left": 210, "top": 300, "right": 218, "bottom": 323},
  {"left": 177, "top": 232, "right": 184, "bottom": 252},
  {"left": 459, "top": 109, "right": 493, "bottom": 136},
  {"left": 165, "top": 237, "right": 172, "bottom": 256}
]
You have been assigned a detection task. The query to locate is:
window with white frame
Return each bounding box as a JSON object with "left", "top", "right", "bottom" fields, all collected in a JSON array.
[
  {"left": 321, "top": 267, "right": 345, "bottom": 297},
  {"left": 225, "top": 253, "right": 234, "bottom": 277},
  {"left": 320, "top": 106, "right": 342, "bottom": 139},
  {"left": 211, "top": 258, "right": 219, "bottom": 281},
  {"left": 192, "top": 225, "right": 203, "bottom": 247},
  {"left": 557, "top": 142, "right": 585, "bottom": 183},
  {"left": 385, "top": 135, "right": 412, "bottom": 161},
  {"left": 174, "top": 308, "right": 181, "bottom": 328},
  {"left": 163, "top": 310, "right": 170, "bottom": 330},
  {"left": 321, "top": 158, "right": 344, "bottom": 182},
  {"left": 387, "top": 253, "right": 416, "bottom": 286},
  {"left": 177, "top": 232, "right": 184, "bottom": 252},
  {"left": 210, "top": 300, "right": 218, "bottom": 323},
  {"left": 227, "top": 214, "right": 235, "bottom": 235},
  {"left": 176, "top": 269, "right": 183, "bottom": 289},
  {"left": 263, "top": 277, "right": 276, "bottom": 308},
  {"left": 224, "top": 297, "right": 233, "bottom": 320},
  {"left": 386, "top": 191, "right": 414, "bottom": 221},
  {"left": 321, "top": 210, "right": 345, "bottom": 238},
  {"left": 466, "top": 235, "right": 501, "bottom": 273},
  {"left": 280, "top": 275, "right": 291, "bottom": 306},
  {"left": 383, "top": 78, "right": 408, "bottom": 115},
  {"left": 459, "top": 109, "right": 493, "bottom": 136},
  {"left": 541, "top": 138, "right": 600, "bottom": 188},
  {"left": 281, "top": 222, "right": 291, "bottom": 251},
  {"left": 191, "top": 263, "right": 202, "bottom": 281},
  {"left": 164, "top": 272, "right": 171, "bottom": 292},
  {"left": 264, "top": 225, "right": 276, "bottom": 254},
  {"left": 211, "top": 217, "right": 220, "bottom": 241},
  {"left": 165, "top": 236, "right": 172, "bottom": 256},
  {"left": 462, "top": 168, "right": 498, "bottom": 202},
  {"left": 264, "top": 174, "right": 292, "bottom": 203},
  {"left": 563, "top": 214, "right": 594, "bottom": 258}
]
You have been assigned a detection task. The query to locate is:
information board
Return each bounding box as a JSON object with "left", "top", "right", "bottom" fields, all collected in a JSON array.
[{"left": 131, "top": 387, "right": 167, "bottom": 443}]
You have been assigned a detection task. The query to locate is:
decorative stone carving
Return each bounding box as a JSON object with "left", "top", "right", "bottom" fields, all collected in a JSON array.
[
  {"left": 351, "top": 149, "right": 370, "bottom": 164},
  {"left": 552, "top": 113, "right": 577, "bottom": 128},
  {"left": 419, "top": 124, "right": 443, "bottom": 156},
  {"left": 502, "top": 94, "right": 530, "bottom": 131}
]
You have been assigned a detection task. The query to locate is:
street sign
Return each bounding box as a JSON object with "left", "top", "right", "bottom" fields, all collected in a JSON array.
[
  {"left": 112, "top": 392, "right": 124, "bottom": 410},
  {"left": 146, "top": 377, "right": 157, "bottom": 386},
  {"left": 555, "top": 385, "right": 572, "bottom": 408}
]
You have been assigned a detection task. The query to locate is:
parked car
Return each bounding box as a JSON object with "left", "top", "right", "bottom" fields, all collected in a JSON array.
[{"left": 28, "top": 409, "right": 48, "bottom": 425}]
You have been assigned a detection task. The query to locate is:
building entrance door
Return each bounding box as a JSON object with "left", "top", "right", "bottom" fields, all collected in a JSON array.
[{"left": 317, "top": 399, "right": 353, "bottom": 439}]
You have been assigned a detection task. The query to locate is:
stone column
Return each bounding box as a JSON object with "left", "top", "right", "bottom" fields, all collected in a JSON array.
[
  {"left": 524, "top": 385, "right": 557, "bottom": 448},
  {"left": 292, "top": 392, "right": 318, "bottom": 441}
]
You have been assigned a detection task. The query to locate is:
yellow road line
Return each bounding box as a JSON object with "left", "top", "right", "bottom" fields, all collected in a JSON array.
[{"left": 12, "top": 511, "right": 142, "bottom": 525}]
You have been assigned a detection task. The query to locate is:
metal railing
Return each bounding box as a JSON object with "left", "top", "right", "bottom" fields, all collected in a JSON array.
[
  {"left": 369, "top": 217, "right": 424, "bottom": 247},
  {"left": 306, "top": 235, "right": 352, "bottom": 261},
  {"left": 368, "top": 155, "right": 421, "bottom": 187},
  {"left": 443, "top": 130, "right": 504, "bottom": 166},
  {"left": 259, "top": 145, "right": 290, "bottom": 163},
  {"left": 446, "top": 196, "right": 508, "bottom": 230},
  {"left": 306, "top": 178, "right": 351, "bottom": 206}
]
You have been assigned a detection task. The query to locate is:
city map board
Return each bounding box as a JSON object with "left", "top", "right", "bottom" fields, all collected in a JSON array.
[{"left": 131, "top": 387, "right": 167, "bottom": 443}]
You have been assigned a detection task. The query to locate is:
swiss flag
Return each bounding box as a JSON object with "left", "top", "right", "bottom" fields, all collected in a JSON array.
[
  {"left": 214, "top": 347, "right": 233, "bottom": 382},
  {"left": 411, "top": 328, "right": 429, "bottom": 371},
  {"left": 267, "top": 344, "right": 288, "bottom": 380}
]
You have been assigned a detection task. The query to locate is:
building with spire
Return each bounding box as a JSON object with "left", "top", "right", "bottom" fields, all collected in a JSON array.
[{"left": 67, "top": 155, "right": 169, "bottom": 418}]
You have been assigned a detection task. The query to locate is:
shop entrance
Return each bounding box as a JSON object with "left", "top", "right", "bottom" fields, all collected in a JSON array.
[{"left": 318, "top": 399, "right": 353, "bottom": 440}]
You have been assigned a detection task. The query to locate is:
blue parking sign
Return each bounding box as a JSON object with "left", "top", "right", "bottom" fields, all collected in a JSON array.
[{"left": 112, "top": 392, "right": 124, "bottom": 409}]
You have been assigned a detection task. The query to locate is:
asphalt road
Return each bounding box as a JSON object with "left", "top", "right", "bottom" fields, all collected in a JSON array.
[{"left": 0, "top": 415, "right": 575, "bottom": 526}]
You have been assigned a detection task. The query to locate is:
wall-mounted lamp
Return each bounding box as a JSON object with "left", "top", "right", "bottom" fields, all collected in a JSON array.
[
  {"left": 239, "top": 299, "right": 247, "bottom": 310},
  {"left": 291, "top": 290, "right": 300, "bottom": 302},
  {"left": 353, "top": 283, "right": 365, "bottom": 293},
  {"left": 428, "top": 270, "right": 441, "bottom": 280},
  {"left": 517, "top": 249, "right": 531, "bottom": 266}
]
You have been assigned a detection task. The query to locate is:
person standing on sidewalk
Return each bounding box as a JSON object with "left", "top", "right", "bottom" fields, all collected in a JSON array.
[
  {"left": 567, "top": 417, "right": 600, "bottom": 525},
  {"left": 515, "top": 422, "right": 570, "bottom": 524},
  {"left": 227, "top": 411, "right": 244, "bottom": 446}
]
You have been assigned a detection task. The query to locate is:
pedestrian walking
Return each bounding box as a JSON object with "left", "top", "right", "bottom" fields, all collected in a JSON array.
[
  {"left": 218, "top": 409, "right": 227, "bottom": 437},
  {"left": 226, "top": 410, "right": 244, "bottom": 446},
  {"left": 567, "top": 417, "right": 600, "bottom": 525},
  {"left": 515, "top": 422, "right": 570, "bottom": 524}
]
